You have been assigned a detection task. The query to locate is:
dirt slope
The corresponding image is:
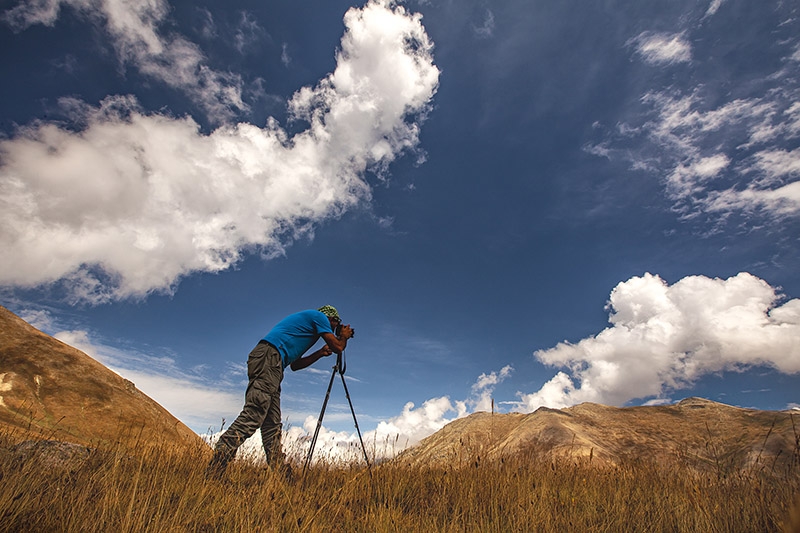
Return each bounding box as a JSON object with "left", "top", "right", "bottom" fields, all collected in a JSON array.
[{"left": 0, "top": 305, "right": 203, "bottom": 450}]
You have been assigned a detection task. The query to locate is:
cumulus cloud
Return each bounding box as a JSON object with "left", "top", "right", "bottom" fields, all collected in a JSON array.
[
  {"left": 359, "top": 365, "right": 512, "bottom": 456},
  {"left": 513, "top": 272, "right": 800, "bottom": 411},
  {"left": 471, "top": 364, "right": 513, "bottom": 411},
  {"left": 630, "top": 32, "right": 692, "bottom": 65},
  {"left": 369, "top": 396, "right": 467, "bottom": 450},
  {"left": 0, "top": 0, "right": 439, "bottom": 304}
]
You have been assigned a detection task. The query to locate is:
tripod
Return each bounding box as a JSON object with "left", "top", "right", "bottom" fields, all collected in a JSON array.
[{"left": 303, "top": 350, "right": 371, "bottom": 471}]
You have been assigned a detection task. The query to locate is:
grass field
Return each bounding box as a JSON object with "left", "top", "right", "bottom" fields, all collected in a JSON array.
[{"left": 1, "top": 429, "right": 799, "bottom": 532}]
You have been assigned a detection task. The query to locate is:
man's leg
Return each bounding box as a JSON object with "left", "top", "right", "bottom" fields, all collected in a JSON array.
[
  {"left": 260, "top": 381, "right": 284, "bottom": 466},
  {"left": 208, "top": 342, "right": 279, "bottom": 477}
]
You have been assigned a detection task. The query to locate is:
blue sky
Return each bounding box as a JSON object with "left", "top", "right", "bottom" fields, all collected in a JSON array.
[{"left": 1, "top": 0, "right": 799, "bottom": 458}]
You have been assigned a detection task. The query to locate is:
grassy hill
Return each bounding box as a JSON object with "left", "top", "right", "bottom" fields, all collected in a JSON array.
[
  {"left": 0, "top": 305, "right": 202, "bottom": 450},
  {"left": 0, "top": 304, "right": 798, "bottom": 531},
  {"left": 398, "top": 398, "right": 800, "bottom": 477}
]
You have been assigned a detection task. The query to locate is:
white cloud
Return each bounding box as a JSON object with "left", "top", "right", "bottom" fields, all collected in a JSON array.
[
  {"left": 703, "top": 180, "right": 800, "bottom": 217},
  {"left": 52, "top": 328, "right": 242, "bottom": 431},
  {"left": 281, "top": 43, "right": 291, "bottom": 67},
  {"left": 110, "top": 368, "right": 241, "bottom": 432},
  {"left": 233, "top": 11, "right": 264, "bottom": 54},
  {"left": 17, "top": 308, "right": 57, "bottom": 332},
  {"left": 473, "top": 9, "right": 495, "bottom": 39},
  {"left": 630, "top": 32, "right": 692, "bottom": 65},
  {"left": 2, "top": 0, "right": 246, "bottom": 122},
  {"left": 667, "top": 154, "right": 730, "bottom": 199},
  {"left": 704, "top": 0, "right": 725, "bottom": 18},
  {"left": 352, "top": 365, "right": 512, "bottom": 457},
  {"left": 354, "top": 366, "right": 511, "bottom": 458},
  {"left": 0, "top": 0, "right": 439, "bottom": 304},
  {"left": 590, "top": 85, "right": 800, "bottom": 220},
  {"left": 367, "top": 396, "right": 466, "bottom": 451},
  {"left": 3, "top": 0, "right": 68, "bottom": 27},
  {"left": 470, "top": 364, "right": 513, "bottom": 412},
  {"left": 196, "top": 8, "right": 217, "bottom": 40},
  {"left": 643, "top": 398, "right": 672, "bottom": 406},
  {"left": 588, "top": 15, "right": 800, "bottom": 224},
  {"left": 472, "top": 365, "right": 513, "bottom": 392},
  {"left": 642, "top": 92, "right": 800, "bottom": 217},
  {"left": 513, "top": 272, "right": 800, "bottom": 411},
  {"left": 752, "top": 148, "right": 800, "bottom": 184}
]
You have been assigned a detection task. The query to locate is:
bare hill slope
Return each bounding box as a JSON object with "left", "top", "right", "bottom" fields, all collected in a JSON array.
[
  {"left": 399, "top": 399, "right": 799, "bottom": 473},
  {"left": 0, "top": 305, "right": 203, "bottom": 450}
]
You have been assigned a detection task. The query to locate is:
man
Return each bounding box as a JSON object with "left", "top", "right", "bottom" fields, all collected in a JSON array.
[{"left": 207, "top": 305, "right": 354, "bottom": 478}]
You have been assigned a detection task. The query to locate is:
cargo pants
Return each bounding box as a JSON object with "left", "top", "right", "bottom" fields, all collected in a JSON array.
[{"left": 209, "top": 340, "right": 285, "bottom": 471}]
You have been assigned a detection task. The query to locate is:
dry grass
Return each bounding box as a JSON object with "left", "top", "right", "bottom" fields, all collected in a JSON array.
[{"left": 1, "top": 425, "right": 799, "bottom": 533}]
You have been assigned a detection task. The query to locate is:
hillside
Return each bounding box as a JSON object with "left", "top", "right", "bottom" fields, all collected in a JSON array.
[
  {"left": 398, "top": 398, "right": 800, "bottom": 474},
  {"left": 0, "top": 305, "right": 203, "bottom": 450}
]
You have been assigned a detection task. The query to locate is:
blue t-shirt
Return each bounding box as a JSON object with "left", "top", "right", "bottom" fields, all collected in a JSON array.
[{"left": 263, "top": 310, "right": 333, "bottom": 369}]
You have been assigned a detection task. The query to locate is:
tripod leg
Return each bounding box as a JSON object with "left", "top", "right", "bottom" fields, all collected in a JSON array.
[
  {"left": 339, "top": 372, "right": 371, "bottom": 469},
  {"left": 304, "top": 366, "right": 337, "bottom": 471}
]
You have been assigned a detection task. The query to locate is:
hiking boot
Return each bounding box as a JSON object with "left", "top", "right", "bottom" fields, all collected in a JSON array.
[
  {"left": 205, "top": 449, "right": 233, "bottom": 480},
  {"left": 282, "top": 462, "right": 295, "bottom": 484}
]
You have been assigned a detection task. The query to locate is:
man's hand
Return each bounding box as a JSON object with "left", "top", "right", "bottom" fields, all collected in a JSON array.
[
  {"left": 320, "top": 344, "right": 333, "bottom": 357},
  {"left": 338, "top": 324, "right": 354, "bottom": 340},
  {"left": 321, "top": 324, "right": 353, "bottom": 355}
]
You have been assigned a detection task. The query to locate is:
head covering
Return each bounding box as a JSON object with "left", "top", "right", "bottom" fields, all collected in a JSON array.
[{"left": 317, "top": 305, "right": 340, "bottom": 321}]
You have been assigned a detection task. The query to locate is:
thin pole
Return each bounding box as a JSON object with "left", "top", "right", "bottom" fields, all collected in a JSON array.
[
  {"left": 303, "top": 364, "right": 337, "bottom": 471},
  {"left": 339, "top": 371, "right": 371, "bottom": 468},
  {"left": 303, "top": 350, "right": 371, "bottom": 472}
]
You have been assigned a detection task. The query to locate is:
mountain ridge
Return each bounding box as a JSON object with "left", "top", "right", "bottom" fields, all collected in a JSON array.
[{"left": 398, "top": 397, "right": 799, "bottom": 473}]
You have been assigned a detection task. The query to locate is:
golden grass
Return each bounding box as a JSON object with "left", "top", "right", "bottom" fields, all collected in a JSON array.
[{"left": 1, "top": 429, "right": 798, "bottom": 533}]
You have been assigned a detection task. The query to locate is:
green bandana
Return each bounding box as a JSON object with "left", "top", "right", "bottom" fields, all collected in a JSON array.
[{"left": 318, "top": 305, "right": 340, "bottom": 321}]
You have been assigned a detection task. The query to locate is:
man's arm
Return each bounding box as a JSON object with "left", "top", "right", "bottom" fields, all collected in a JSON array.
[
  {"left": 290, "top": 345, "right": 333, "bottom": 371},
  {"left": 320, "top": 325, "right": 353, "bottom": 355},
  {"left": 289, "top": 324, "right": 354, "bottom": 372}
]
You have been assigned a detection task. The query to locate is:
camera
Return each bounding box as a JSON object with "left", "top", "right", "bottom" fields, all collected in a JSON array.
[{"left": 335, "top": 323, "right": 354, "bottom": 338}]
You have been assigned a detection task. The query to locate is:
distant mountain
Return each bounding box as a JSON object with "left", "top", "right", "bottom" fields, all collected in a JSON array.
[
  {"left": 0, "top": 305, "right": 203, "bottom": 450},
  {"left": 398, "top": 398, "right": 800, "bottom": 474}
]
